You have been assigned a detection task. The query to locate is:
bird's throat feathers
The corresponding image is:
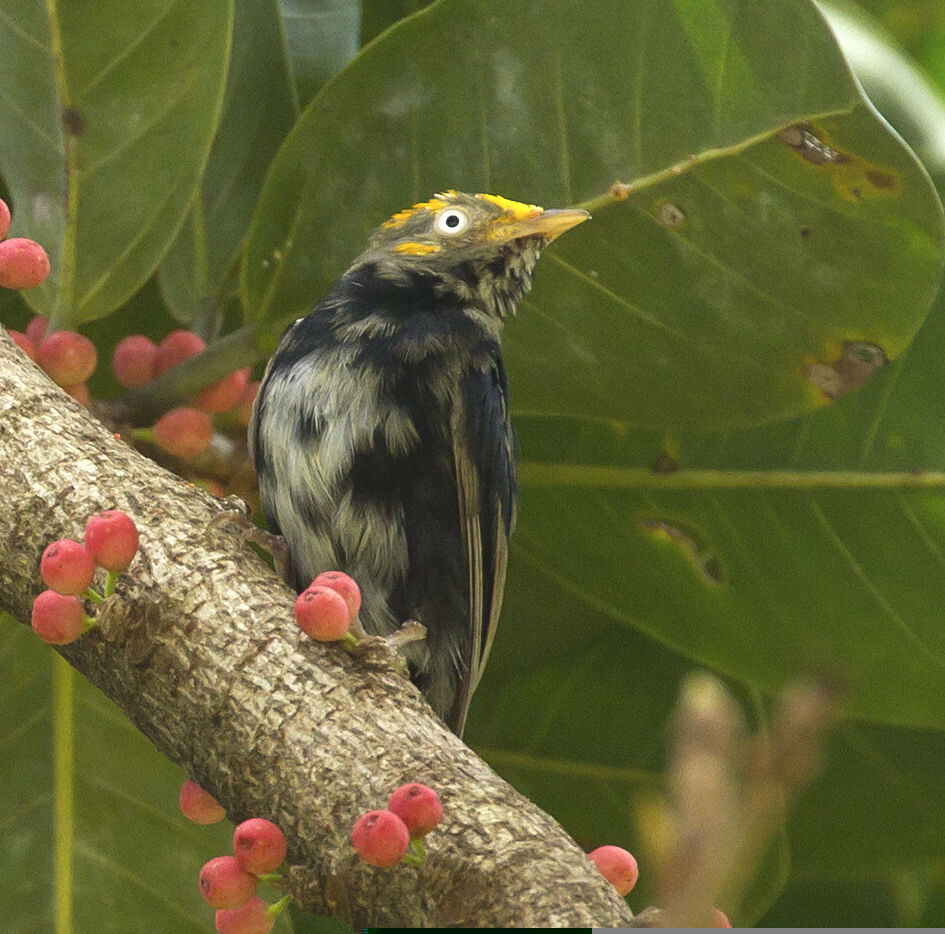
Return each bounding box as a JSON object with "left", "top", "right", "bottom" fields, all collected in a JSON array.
[{"left": 349, "top": 237, "right": 543, "bottom": 325}]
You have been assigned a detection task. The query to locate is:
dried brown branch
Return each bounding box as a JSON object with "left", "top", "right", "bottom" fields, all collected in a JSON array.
[
  {"left": 638, "top": 672, "right": 839, "bottom": 927},
  {"left": 0, "top": 328, "right": 632, "bottom": 927}
]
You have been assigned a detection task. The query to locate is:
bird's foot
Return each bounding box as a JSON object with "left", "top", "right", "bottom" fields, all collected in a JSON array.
[
  {"left": 206, "top": 505, "right": 290, "bottom": 581},
  {"left": 386, "top": 619, "right": 427, "bottom": 651},
  {"left": 343, "top": 619, "right": 426, "bottom": 679}
]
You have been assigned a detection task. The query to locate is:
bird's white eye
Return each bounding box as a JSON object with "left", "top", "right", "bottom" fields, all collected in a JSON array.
[{"left": 434, "top": 207, "right": 470, "bottom": 236}]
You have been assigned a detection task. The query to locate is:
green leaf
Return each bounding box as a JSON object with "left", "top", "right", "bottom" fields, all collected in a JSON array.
[
  {"left": 0, "top": 615, "right": 234, "bottom": 933},
  {"left": 469, "top": 564, "right": 945, "bottom": 924},
  {"left": 158, "top": 0, "right": 297, "bottom": 327},
  {"left": 0, "top": 613, "right": 319, "bottom": 933},
  {"left": 359, "top": 0, "right": 429, "bottom": 45},
  {"left": 0, "top": 0, "right": 233, "bottom": 327},
  {"left": 241, "top": 0, "right": 943, "bottom": 429},
  {"left": 281, "top": 0, "right": 361, "bottom": 108},
  {"left": 502, "top": 269, "right": 945, "bottom": 731}
]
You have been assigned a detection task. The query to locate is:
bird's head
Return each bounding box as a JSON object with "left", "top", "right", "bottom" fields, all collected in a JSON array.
[{"left": 354, "top": 190, "right": 590, "bottom": 319}]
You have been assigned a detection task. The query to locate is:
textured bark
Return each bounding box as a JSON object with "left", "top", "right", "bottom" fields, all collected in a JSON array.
[{"left": 0, "top": 329, "right": 633, "bottom": 928}]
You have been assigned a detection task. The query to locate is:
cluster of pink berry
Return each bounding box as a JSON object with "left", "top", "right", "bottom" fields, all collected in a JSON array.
[
  {"left": 201, "top": 820, "right": 290, "bottom": 934},
  {"left": 293, "top": 570, "right": 361, "bottom": 645},
  {"left": 351, "top": 783, "right": 443, "bottom": 868},
  {"left": 180, "top": 780, "right": 292, "bottom": 933},
  {"left": 119, "top": 329, "right": 258, "bottom": 460},
  {"left": 0, "top": 198, "right": 51, "bottom": 291},
  {"left": 10, "top": 314, "right": 98, "bottom": 407},
  {"left": 31, "top": 510, "right": 139, "bottom": 644}
]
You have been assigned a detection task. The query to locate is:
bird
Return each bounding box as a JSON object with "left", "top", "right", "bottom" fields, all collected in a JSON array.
[{"left": 248, "top": 190, "right": 589, "bottom": 735}]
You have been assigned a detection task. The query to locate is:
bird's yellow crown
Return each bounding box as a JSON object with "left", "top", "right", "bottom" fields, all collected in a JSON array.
[{"left": 381, "top": 191, "right": 543, "bottom": 230}]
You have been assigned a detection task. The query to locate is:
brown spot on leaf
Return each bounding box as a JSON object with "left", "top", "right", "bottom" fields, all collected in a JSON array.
[
  {"left": 657, "top": 201, "right": 687, "bottom": 228},
  {"left": 779, "top": 123, "right": 902, "bottom": 203},
  {"left": 652, "top": 450, "right": 680, "bottom": 474},
  {"left": 866, "top": 170, "right": 896, "bottom": 190},
  {"left": 640, "top": 518, "right": 725, "bottom": 587},
  {"left": 779, "top": 123, "right": 849, "bottom": 165},
  {"left": 62, "top": 107, "right": 83, "bottom": 136},
  {"left": 807, "top": 341, "right": 888, "bottom": 399}
]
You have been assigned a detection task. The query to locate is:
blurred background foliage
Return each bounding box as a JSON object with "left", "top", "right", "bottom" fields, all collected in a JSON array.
[{"left": 3, "top": 0, "right": 945, "bottom": 929}]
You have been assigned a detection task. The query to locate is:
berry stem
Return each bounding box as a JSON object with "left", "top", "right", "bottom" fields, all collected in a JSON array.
[
  {"left": 255, "top": 872, "right": 286, "bottom": 889},
  {"left": 120, "top": 323, "right": 262, "bottom": 427},
  {"left": 103, "top": 569, "right": 119, "bottom": 598},
  {"left": 81, "top": 615, "right": 98, "bottom": 632},
  {"left": 130, "top": 427, "right": 155, "bottom": 444},
  {"left": 340, "top": 631, "right": 359, "bottom": 649},
  {"left": 82, "top": 587, "right": 104, "bottom": 605},
  {"left": 401, "top": 849, "right": 424, "bottom": 866},
  {"left": 408, "top": 838, "right": 426, "bottom": 861},
  {"left": 266, "top": 894, "right": 292, "bottom": 921}
]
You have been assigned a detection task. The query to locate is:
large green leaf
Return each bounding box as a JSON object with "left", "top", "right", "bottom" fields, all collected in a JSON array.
[
  {"left": 360, "top": 0, "right": 429, "bottom": 45},
  {"left": 0, "top": 0, "right": 232, "bottom": 327},
  {"left": 280, "top": 0, "right": 361, "bottom": 107},
  {"left": 242, "top": 0, "right": 943, "bottom": 429},
  {"left": 158, "top": 0, "right": 365, "bottom": 328},
  {"left": 468, "top": 551, "right": 945, "bottom": 924},
  {"left": 159, "top": 0, "right": 298, "bottom": 325},
  {"left": 0, "top": 615, "right": 231, "bottom": 933},
  {"left": 0, "top": 614, "right": 321, "bottom": 934}
]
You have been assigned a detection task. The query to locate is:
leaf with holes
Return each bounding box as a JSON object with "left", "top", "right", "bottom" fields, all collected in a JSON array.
[
  {"left": 468, "top": 568, "right": 945, "bottom": 922},
  {"left": 0, "top": 0, "right": 232, "bottom": 327},
  {"left": 496, "top": 266, "right": 945, "bottom": 729},
  {"left": 242, "top": 0, "right": 943, "bottom": 430}
]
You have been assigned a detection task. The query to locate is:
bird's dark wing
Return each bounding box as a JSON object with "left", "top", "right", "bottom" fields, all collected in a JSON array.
[{"left": 448, "top": 354, "right": 517, "bottom": 733}]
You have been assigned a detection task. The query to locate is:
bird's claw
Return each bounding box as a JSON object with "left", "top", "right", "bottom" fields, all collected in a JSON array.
[
  {"left": 207, "top": 508, "right": 291, "bottom": 582},
  {"left": 343, "top": 619, "right": 426, "bottom": 679}
]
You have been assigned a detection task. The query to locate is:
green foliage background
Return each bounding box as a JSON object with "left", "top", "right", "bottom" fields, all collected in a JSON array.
[{"left": 4, "top": 0, "right": 945, "bottom": 928}]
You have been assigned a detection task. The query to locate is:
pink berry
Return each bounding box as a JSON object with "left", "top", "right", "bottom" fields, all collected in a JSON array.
[
  {"left": 0, "top": 237, "right": 50, "bottom": 289},
  {"left": 156, "top": 329, "right": 206, "bottom": 374},
  {"left": 215, "top": 896, "right": 274, "bottom": 934},
  {"left": 31, "top": 590, "right": 86, "bottom": 645},
  {"left": 37, "top": 330, "right": 97, "bottom": 386},
  {"left": 0, "top": 198, "right": 10, "bottom": 240},
  {"left": 152, "top": 406, "right": 212, "bottom": 458},
  {"left": 40, "top": 539, "right": 95, "bottom": 594},
  {"left": 195, "top": 367, "right": 251, "bottom": 414},
  {"left": 63, "top": 382, "right": 90, "bottom": 407},
  {"left": 112, "top": 335, "right": 159, "bottom": 388},
  {"left": 712, "top": 908, "right": 732, "bottom": 928},
  {"left": 350, "top": 809, "right": 410, "bottom": 868},
  {"left": 233, "top": 818, "right": 287, "bottom": 874},
  {"left": 387, "top": 783, "right": 442, "bottom": 839},
  {"left": 588, "top": 845, "right": 638, "bottom": 896},
  {"left": 9, "top": 330, "right": 36, "bottom": 361},
  {"left": 294, "top": 586, "right": 352, "bottom": 641},
  {"left": 199, "top": 855, "right": 257, "bottom": 910},
  {"left": 84, "top": 510, "right": 139, "bottom": 572},
  {"left": 25, "top": 315, "right": 48, "bottom": 345},
  {"left": 312, "top": 571, "right": 361, "bottom": 620},
  {"left": 179, "top": 779, "right": 225, "bottom": 825}
]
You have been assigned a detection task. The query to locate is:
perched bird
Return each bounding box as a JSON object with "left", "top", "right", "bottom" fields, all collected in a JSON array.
[{"left": 249, "top": 191, "right": 589, "bottom": 735}]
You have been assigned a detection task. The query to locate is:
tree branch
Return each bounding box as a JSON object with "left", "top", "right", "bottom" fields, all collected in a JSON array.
[{"left": 0, "top": 328, "right": 633, "bottom": 927}]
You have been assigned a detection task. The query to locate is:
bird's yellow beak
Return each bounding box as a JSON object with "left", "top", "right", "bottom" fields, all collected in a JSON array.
[
  {"left": 491, "top": 206, "right": 591, "bottom": 243},
  {"left": 474, "top": 194, "right": 590, "bottom": 243}
]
